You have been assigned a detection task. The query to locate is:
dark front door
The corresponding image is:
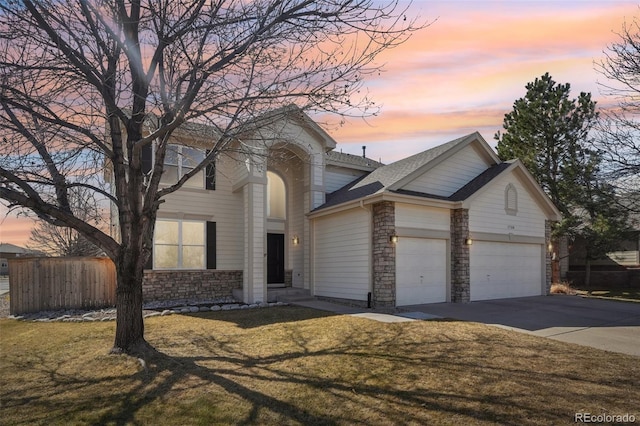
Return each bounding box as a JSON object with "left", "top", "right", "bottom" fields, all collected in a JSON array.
[{"left": 267, "top": 233, "right": 285, "bottom": 284}]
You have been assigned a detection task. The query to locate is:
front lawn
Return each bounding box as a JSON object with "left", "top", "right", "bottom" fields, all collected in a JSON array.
[
  {"left": 1, "top": 307, "right": 638, "bottom": 425},
  {"left": 574, "top": 287, "right": 640, "bottom": 303}
]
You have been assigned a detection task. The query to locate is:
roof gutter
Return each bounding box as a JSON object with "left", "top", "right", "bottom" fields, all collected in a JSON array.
[{"left": 307, "top": 191, "right": 462, "bottom": 219}]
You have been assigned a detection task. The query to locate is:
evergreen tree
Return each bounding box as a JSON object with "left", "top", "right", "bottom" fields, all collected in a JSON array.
[
  {"left": 496, "top": 73, "right": 629, "bottom": 285},
  {"left": 495, "top": 72, "right": 597, "bottom": 215}
]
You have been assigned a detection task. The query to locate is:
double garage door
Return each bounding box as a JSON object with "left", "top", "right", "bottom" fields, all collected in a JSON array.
[
  {"left": 396, "top": 239, "right": 544, "bottom": 305},
  {"left": 470, "top": 241, "right": 543, "bottom": 301}
]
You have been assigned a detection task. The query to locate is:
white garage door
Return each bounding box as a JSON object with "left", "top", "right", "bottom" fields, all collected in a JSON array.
[
  {"left": 470, "top": 241, "right": 542, "bottom": 301},
  {"left": 396, "top": 238, "right": 447, "bottom": 306}
]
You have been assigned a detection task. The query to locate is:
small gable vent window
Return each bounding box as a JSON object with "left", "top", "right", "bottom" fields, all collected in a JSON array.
[{"left": 505, "top": 183, "right": 518, "bottom": 216}]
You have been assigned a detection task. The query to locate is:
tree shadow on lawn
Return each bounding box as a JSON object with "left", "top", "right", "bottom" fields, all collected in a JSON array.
[
  {"left": 3, "top": 312, "right": 637, "bottom": 425},
  {"left": 183, "top": 305, "right": 338, "bottom": 329},
  {"left": 92, "top": 320, "right": 637, "bottom": 425}
]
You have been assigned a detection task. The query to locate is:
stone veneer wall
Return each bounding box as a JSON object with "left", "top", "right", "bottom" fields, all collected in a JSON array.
[
  {"left": 372, "top": 201, "right": 396, "bottom": 308},
  {"left": 451, "top": 209, "right": 470, "bottom": 302},
  {"left": 143, "top": 270, "right": 243, "bottom": 302},
  {"left": 285, "top": 270, "right": 293, "bottom": 287}
]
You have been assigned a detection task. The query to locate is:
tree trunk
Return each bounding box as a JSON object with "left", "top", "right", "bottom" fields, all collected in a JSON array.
[
  {"left": 111, "top": 253, "right": 148, "bottom": 354},
  {"left": 585, "top": 258, "right": 592, "bottom": 289}
]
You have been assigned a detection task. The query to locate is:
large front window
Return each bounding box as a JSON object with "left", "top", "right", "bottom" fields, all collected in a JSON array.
[
  {"left": 154, "top": 220, "right": 205, "bottom": 269},
  {"left": 160, "top": 144, "right": 205, "bottom": 188}
]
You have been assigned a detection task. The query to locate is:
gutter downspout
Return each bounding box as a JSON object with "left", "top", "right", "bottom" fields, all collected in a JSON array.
[{"left": 359, "top": 199, "right": 373, "bottom": 309}]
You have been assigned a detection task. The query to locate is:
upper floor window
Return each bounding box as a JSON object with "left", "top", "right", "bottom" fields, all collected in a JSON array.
[
  {"left": 267, "top": 171, "right": 286, "bottom": 219},
  {"left": 161, "top": 144, "right": 205, "bottom": 188},
  {"left": 505, "top": 183, "right": 518, "bottom": 216}
]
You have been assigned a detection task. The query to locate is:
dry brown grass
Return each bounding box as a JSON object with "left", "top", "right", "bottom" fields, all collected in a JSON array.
[
  {"left": 550, "top": 282, "right": 576, "bottom": 295},
  {"left": 1, "top": 306, "right": 639, "bottom": 425},
  {"left": 573, "top": 287, "right": 640, "bottom": 303}
]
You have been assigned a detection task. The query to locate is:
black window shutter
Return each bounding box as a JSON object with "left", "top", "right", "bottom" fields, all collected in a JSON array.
[
  {"left": 144, "top": 248, "right": 153, "bottom": 270},
  {"left": 141, "top": 144, "right": 152, "bottom": 174},
  {"left": 206, "top": 221, "right": 216, "bottom": 269},
  {"left": 205, "top": 150, "right": 216, "bottom": 190}
]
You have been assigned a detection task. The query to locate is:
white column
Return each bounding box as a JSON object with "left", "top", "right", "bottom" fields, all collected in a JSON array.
[{"left": 242, "top": 159, "right": 267, "bottom": 304}]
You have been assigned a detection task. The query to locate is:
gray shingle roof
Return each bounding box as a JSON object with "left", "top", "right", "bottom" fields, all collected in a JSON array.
[
  {"left": 326, "top": 151, "right": 384, "bottom": 170},
  {"left": 316, "top": 133, "right": 508, "bottom": 211},
  {"left": 0, "top": 243, "right": 28, "bottom": 254}
]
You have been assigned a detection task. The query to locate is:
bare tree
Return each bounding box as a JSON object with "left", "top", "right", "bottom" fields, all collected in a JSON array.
[
  {"left": 595, "top": 17, "right": 640, "bottom": 213},
  {"left": 28, "top": 223, "right": 104, "bottom": 256},
  {"left": 0, "top": 0, "right": 422, "bottom": 354},
  {"left": 27, "top": 186, "right": 105, "bottom": 257}
]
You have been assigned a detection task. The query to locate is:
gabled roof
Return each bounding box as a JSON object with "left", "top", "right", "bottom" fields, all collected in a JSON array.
[
  {"left": 391, "top": 163, "right": 511, "bottom": 201},
  {"left": 387, "top": 132, "right": 500, "bottom": 191},
  {"left": 312, "top": 132, "right": 561, "bottom": 221},
  {"left": 459, "top": 160, "right": 561, "bottom": 220},
  {"left": 238, "top": 104, "right": 338, "bottom": 152},
  {"left": 317, "top": 132, "right": 494, "bottom": 211}
]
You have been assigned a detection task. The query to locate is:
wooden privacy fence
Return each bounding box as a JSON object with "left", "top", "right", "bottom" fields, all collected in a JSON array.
[{"left": 9, "top": 257, "right": 116, "bottom": 315}]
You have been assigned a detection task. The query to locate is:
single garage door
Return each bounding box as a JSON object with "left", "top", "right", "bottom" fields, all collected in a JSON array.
[
  {"left": 470, "top": 241, "right": 543, "bottom": 301},
  {"left": 396, "top": 238, "right": 447, "bottom": 306}
]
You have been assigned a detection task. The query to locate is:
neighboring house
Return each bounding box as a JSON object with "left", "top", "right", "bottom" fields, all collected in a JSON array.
[
  {"left": 132, "top": 106, "right": 561, "bottom": 307},
  {"left": 567, "top": 208, "right": 640, "bottom": 286},
  {"left": 0, "top": 243, "right": 29, "bottom": 275},
  {"left": 569, "top": 231, "right": 640, "bottom": 270}
]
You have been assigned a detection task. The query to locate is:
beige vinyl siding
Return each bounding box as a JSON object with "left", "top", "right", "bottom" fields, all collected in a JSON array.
[
  {"left": 468, "top": 172, "right": 546, "bottom": 238},
  {"left": 402, "top": 144, "right": 490, "bottom": 196},
  {"left": 313, "top": 208, "right": 370, "bottom": 301},
  {"left": 395, "top": 203, "right": 450, "bottom": 231},
  {"left": 325, "top": 165, "right": 367, "bottom": 193},
  {"left": 158, "top": 156, "right": 244, "bottom": 269}
]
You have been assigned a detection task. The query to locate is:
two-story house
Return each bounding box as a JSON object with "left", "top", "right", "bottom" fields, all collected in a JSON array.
[{"left": 136, "top": 106, "right": 561, "bottom": 308}]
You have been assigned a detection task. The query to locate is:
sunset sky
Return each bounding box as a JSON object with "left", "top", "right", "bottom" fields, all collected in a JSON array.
[{"left": 1, "top": 0, "right": 638, "bottom": 246}]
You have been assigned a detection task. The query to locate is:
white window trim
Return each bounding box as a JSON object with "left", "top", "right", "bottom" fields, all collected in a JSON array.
[
  {"left": 505, "top": 183, "right": 518, "bottom": 216},
  {"left": 154, "top": 219, "right": 206, "bottom": 270},
  {"left": 158, "top": 143, "right": 205, "bottom": 189}
]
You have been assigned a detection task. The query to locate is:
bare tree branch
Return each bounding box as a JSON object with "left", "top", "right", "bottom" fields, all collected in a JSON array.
[{"left": 0, "top": 0, "right": 425, "bottom": 353}]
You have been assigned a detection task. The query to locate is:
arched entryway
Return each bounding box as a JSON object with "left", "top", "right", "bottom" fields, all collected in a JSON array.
[
  {"left": 233, "top": 118, "right": 332, "bottom": 304},
  {"left": 267, "top": 171, "right": 286, "bottom": 286}
]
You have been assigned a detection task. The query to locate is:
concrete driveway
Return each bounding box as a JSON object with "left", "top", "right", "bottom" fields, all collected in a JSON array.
[{"left": 402, "top": 295, "right": 640, "bottom": 357}]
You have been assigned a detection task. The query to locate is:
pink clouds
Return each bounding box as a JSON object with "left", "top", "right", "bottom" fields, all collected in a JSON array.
[
  {"left": 2, "top": 1, "right": 639, "bottom": 244},
  {"left": 0, "top": 207, "right": 33, "bottom": 247},
  {"left": 329, "top": 1, "right": 638, "bottom": 161}
]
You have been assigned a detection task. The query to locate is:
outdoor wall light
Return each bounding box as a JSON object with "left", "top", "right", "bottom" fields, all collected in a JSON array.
[
  {"left": 465, "top": 237, "right": 473, "bottom": 245},
  {"left": 547, "top": 242, "right": 553, "bottom": 253},
  {"left": 390, "top": 234, "right": 399, "bottom": 244},
  {"left": 292, "top": 235, "right": 300, "bottom": 245}
]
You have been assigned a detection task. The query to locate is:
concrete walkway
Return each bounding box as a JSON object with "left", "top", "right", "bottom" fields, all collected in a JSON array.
[{"left": 269, "top": 288, "right": 414, "bottom": 323}]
